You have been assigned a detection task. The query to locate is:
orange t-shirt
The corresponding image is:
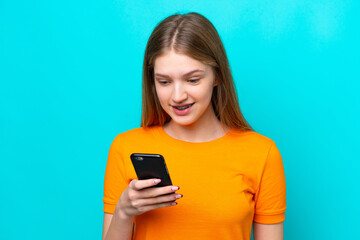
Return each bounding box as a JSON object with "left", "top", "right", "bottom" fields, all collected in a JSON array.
[{"left": 103, "top": 126, "right": 286, "bottom": 240}]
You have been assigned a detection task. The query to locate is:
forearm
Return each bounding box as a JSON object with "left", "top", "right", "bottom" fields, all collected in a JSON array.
[{"left": 104, "top": 208, "right": 134, "bottom": 240}]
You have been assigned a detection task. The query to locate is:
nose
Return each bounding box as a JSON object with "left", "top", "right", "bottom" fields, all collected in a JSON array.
[{"left": 172, "top": 82, "right": 188, "bottom": 103}]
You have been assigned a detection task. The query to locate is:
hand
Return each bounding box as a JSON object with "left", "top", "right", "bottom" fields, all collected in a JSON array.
[{"left": 116, "top": 179, "right": 182, "bottom": 218}]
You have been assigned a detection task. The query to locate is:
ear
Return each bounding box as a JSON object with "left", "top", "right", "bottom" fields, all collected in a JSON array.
[{"left": 213, "top": 78, "right": 219, "bottom": 87}]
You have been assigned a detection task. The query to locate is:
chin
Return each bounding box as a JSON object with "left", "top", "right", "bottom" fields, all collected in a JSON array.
[
  {"left": 176, "top": 122, "right": 195, "bottom": 127},
  {"left": 168, "top": 115, "right": 195, "bottom": 127}
]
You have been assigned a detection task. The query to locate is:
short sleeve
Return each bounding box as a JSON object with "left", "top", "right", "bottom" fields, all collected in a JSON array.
[
  {"left": 253, "top": 142, "right": 287, "bottom": 224},
  {"left": 103, "top": 135, "right": 129, "bottom": 214}
]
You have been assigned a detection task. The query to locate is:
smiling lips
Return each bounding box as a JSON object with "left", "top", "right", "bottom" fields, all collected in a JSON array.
[{"left": 172, "top": 103, "right": 195, "bottom": 115}]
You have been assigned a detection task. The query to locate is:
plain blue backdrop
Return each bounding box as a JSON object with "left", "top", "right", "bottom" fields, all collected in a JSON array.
[{"left": 1, "top": 0, "right": 359, "bottom": 239}]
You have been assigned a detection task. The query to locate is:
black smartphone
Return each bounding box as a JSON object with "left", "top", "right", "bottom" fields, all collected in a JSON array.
[{"left": 130, "top": 153, "right": 172, "bottom": 187}]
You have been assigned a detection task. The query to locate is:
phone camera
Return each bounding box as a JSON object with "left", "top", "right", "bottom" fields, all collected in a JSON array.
[{"left": 135, "top": 157, "right": 143, "bottom": 161}]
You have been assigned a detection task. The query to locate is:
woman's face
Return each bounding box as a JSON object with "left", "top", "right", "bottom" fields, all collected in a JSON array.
[{"left": 154, "top": 50, "right": 217, "bottom": 127}]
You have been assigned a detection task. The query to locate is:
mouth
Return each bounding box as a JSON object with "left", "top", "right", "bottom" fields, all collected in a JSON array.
[{"left": 172, "top": 103, "right": 195, "bottom": 110}]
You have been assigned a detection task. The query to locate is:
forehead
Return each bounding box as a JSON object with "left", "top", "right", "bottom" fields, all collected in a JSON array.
[{"left": 154, "top": 50, "right": 210, "bottom": 76}]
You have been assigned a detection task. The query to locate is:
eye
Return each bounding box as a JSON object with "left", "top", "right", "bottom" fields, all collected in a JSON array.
[
  {"left": 188, "top": 78, "right": 200, "bottom": 84},
  {"left": 157, "top": 79, "right": 170, "bottom": 85}
]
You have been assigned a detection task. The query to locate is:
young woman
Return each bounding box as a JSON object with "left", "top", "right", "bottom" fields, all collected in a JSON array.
[{"left": 103, "top": 12, "right": 286, "bottom": 240}]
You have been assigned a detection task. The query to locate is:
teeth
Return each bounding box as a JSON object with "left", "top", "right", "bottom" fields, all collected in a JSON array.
[{"left": 175, "top": 104, "right": 192, "bottom": 110}]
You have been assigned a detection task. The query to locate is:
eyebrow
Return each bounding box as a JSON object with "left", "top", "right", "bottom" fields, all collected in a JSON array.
[{"left": 155, "top": 69, "right": 205, "bottom": 78}]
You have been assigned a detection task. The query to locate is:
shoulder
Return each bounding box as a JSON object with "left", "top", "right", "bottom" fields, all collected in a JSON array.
[
  {"left": 112, "top": 126, "right": 161, "bottom": 144},
  {"left": 108, "top": 126, "right": 165, "bottom": 156},
  {"left": 228, "top": 129, "right": 276, "bottom": 149}
]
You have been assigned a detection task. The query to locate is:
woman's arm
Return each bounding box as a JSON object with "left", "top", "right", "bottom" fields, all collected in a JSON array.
[
  {"left": 102, "top": 213, "right": 113, "bottom": 240},
  {"left": 253, "top": 222, "right": 283, "bottom": 240},
  {"left": 102, "top": 179, "right": 181, "bottom": 240},
  {"left": 102, "top": 211, "right": 134, "bottom": 240}
]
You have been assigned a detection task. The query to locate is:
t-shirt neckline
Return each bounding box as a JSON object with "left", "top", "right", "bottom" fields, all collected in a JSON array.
[{"left": 156, "top": 125, "right": 234, "bottom": 146}]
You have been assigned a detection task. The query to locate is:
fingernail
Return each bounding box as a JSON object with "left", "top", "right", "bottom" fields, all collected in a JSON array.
[
  {"left": 154, "top": 179, "right": 161, "bottom": 184},
  {"left": 171, "top": 202, "right": 177, "bottom": 206},
  {"left": 171, "top": 186, "right": 179, "bottom": 191},
  {"left": 175, "top": 194, "right": 182, "bottom": 199}
]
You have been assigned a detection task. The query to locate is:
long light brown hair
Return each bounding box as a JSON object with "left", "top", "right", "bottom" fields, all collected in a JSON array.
[{"left": 141, "top": 12, "right": 253, "bottom": 131}]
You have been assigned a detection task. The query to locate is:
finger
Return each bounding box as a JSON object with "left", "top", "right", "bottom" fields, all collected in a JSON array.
[
  {"left": 137, "top": 201, "right": 178, "bottom": 213},
  {"left": 140, "top": 185, "right": 180, "bottom": 198},
  {"left": 133, "top": 193, "right": 183, "bottom": 208},
  {"left": 129, "top": 178, "right": 161, "bottom": 191}
]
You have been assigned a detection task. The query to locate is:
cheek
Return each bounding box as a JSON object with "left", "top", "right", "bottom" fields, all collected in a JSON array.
[
  {"left": 155, "top": 87, "right": 168, "bottom": 105},
  {"left": 197, "top": 86, "right": 214, "bottom": 102}
]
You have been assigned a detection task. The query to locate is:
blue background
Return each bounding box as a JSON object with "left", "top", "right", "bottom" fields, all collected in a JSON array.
[{"left": 1, "top": 0, "right": 359, "bottom": 239}]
